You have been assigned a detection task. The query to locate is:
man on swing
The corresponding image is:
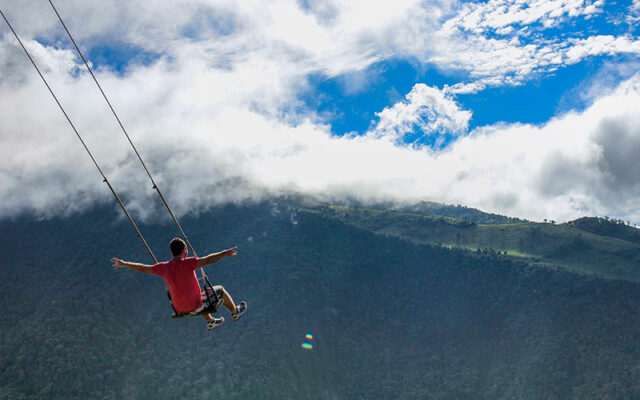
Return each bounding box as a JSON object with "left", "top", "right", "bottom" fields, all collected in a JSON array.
[{"left": 112, "top": 238, "right": 247, "bottom": 330}]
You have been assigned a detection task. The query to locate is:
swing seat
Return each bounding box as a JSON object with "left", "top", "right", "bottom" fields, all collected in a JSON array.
[{"left": 170, "top": 297, "right": 224, "bottom": 319}]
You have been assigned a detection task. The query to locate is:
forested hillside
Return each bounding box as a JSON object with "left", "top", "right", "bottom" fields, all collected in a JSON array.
[
  {"left": 315, "top": 205, "right": 640, "bottom": 282},
  {"left": 1, "top": 202, "right": 639, "bottom": 399},
  {"left": 397, "top": 201, "right": 526, "bottom": 224},
  {"left": 564, "top": 216, "right": 640, "bottom": 243}
]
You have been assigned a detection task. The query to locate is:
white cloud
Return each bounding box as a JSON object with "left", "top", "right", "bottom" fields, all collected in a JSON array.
[
  {"left": 566, "top": 35, "right": 640, "bottom": 64},
  {"left": 628, "top": 0, "right": 640, "bottom": 24},
  {"left": 424, "top": 0, "right": 638, "bottom": 92},
  {"left": 2, "top": 0, "right": 637, "bottom": 95},
  {"left": 422, "top": 29, "right": 640, "bottom": 93},
  {"left": 372, "top": 84, "right": 471, "bottom": 142},
  {"left": 2, "top": 0, "right": 640, "bottom": 225},
  {"left": 4, "top": 25, "right": 640, "bottom": 224},
  {"left": 444, "top": 0, "right": 604, "bottom": 34},
  {"left": 438, "top": 74, "right": 640, "bottom": 221}
]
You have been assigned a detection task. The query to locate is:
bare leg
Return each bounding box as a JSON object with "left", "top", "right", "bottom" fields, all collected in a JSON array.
[
  {"left": 202, "top": 313, "right": 214, "bottom": 323},
  {"left": 219, "top": 286, "right": 238, "bottom": 315}
]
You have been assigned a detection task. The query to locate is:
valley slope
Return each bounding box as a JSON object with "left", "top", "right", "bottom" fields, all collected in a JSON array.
[{"left": 1, "top": 201, "right": 639, "bottom": 399}]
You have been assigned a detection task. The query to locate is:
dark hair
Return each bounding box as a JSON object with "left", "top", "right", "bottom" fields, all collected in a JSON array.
[{"left": 170, "top": 238, "right": 186, "bottom": 257}]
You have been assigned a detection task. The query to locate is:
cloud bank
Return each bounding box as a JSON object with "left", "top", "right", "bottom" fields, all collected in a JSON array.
[{"left": 1, "top": 0, "right": 640, "bottom": 224}]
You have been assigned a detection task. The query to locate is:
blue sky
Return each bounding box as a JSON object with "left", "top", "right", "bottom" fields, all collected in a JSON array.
[
  {"left": 80, "top": 0, "right": 638, "bottom": 136},
  {"left": 1, "top": 0, "right": 640, "bottom": 223},
  {"left": 293, "top": 0, "right": 639, "bottom": 144},
  {"left": 300, "top": 57, "right": 596, "bottom": 138}
]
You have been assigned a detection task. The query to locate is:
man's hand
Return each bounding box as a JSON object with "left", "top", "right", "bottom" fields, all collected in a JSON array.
[
  {"left": 111, "top": 258, "right": 154, "bottom": 274},
  {"left": 112, "top": 257, "right": 125, "bottom": 270},
  {"left": 224, "top": 246, "right": 238, "bottom": 257}
]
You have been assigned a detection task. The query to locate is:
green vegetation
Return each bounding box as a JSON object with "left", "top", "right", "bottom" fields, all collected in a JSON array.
[
  {"left": 1, "top": 201, "right": 640, "bottom": 399},
  {"left": 397, "top": 200, "right": 527, "bottom": 224},
  {"left": 565, "top": 216, "right": 640, "bottom": 243},
  {"left": 314, "top": 205, "right": 640, "bottom": 282}
]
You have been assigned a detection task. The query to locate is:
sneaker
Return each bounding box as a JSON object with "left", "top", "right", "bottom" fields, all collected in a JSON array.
[
  {"left": 207, "top": 317, "right": 225, "bottom": 330},
  {"left": 232, "top": 301, "right": 247, "bottom": 321}
]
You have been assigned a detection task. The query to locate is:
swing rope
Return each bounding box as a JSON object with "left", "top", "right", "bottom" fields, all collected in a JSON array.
[
  {"left": 0, "top": 7, "right": 158, "bottom": 265},
  {"left": 47, "top": 0, "right": 208, "bottom": 282},
  {"left": 2, "top": 7, "right": 221, "bottom": 317}
]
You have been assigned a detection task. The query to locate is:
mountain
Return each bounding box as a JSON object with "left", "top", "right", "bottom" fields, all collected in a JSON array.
[
  {"left": 396, "top": 201, "right": 527, "bottom": 225},
  {"left": 1, "top": 201, "right": 640, "bottom": 399},
  {"left": 313, "top": 205, "right": 640, "bottom": 282},
  {"left": 564, "top": 216, "right": 640, "bottom": 243}
]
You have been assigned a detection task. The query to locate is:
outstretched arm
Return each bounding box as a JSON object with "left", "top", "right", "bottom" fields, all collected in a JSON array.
[
  {"left": 112, "top": 258, "right": 155, "bottom": 274},
  {"left": 196, "top": 246, "right": 238, "bottom": 269}
]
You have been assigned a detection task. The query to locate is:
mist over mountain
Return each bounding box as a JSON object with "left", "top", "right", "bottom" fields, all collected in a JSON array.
[{"left": 1, "top": 200, "right": 639, "bottom": 399}]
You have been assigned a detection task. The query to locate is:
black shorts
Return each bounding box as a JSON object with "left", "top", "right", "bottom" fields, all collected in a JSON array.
[{"left": 200, "top": 285, "right": 223, "bottom": 308}]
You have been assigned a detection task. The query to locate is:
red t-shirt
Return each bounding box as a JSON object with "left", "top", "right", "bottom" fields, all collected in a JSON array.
[{"left": 151, "top": 257, "right": 202, "bottom": 313}]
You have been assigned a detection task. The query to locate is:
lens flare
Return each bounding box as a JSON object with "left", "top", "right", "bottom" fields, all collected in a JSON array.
[{"left": 302, "top": 332, "right": 314, "bottom": 350}]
